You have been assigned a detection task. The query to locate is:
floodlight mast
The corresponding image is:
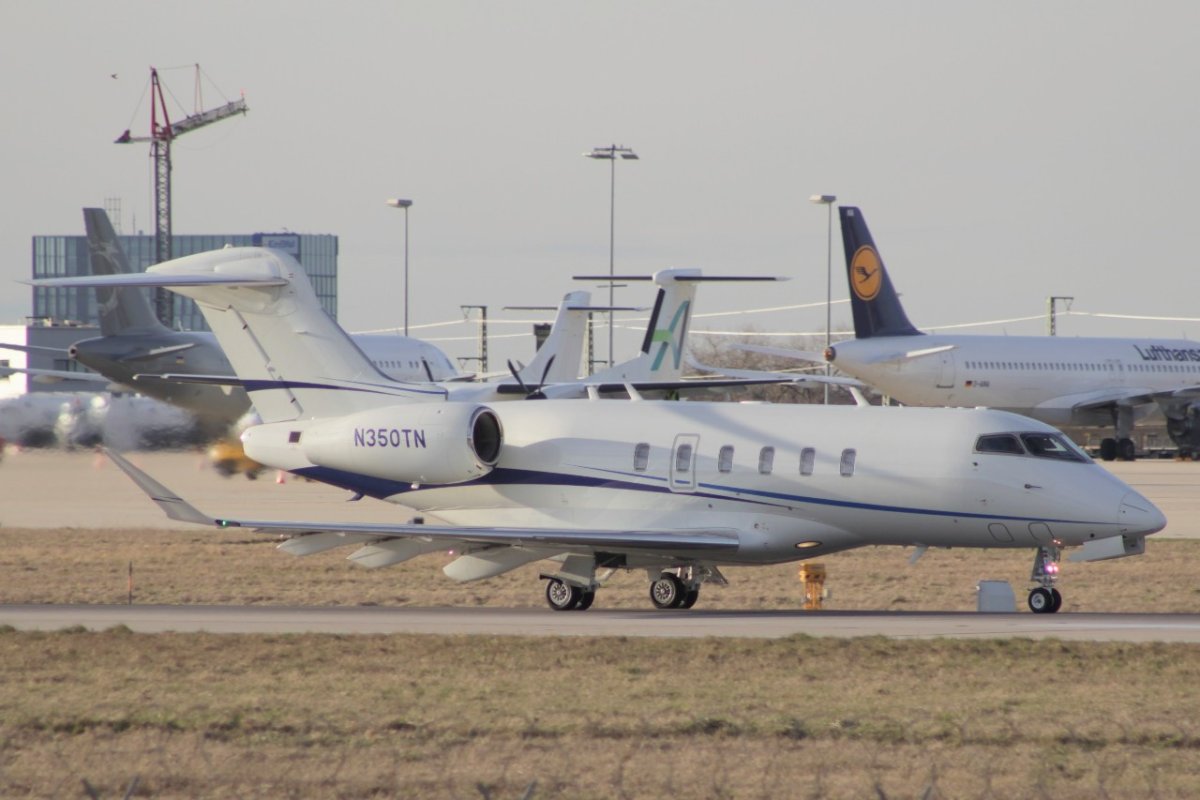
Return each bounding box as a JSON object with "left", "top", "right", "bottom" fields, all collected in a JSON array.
[
  {"left": 584, "top": 144, "right": 639, "bottom": 367},
  {"left": 115, "top": 65, "right": 248, "bottom": 327}
]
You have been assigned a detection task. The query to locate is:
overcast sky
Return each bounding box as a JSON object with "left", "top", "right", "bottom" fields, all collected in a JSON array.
[{"left": 3, "top": 1, "right": 1198, "bottom": 371}]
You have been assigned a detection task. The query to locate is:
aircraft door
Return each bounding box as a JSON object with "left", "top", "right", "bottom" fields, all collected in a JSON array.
[
  {"left": 669, "top": 433, "right": 700, "bottom": 493},
  {"left": 936, "top": 351, "right": 956, "bottom": 389}
]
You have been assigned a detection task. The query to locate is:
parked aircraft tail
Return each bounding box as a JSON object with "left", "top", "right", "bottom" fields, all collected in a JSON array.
[
  {"left": 514, "top": 290, "right": 591, "bottom": 385},
  {"left": 75, "top": 247, "right": 446, "bottom": 423},
  {"left": 839, "top": 207, "right": 922, "bottom": 339},
  {"left": 83, "top": 208, "right": 170, "bottom": 336}
]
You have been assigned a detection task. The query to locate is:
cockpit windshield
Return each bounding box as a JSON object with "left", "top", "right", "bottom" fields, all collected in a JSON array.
[{"left": 975, "top": 432, "right": 1091, "bottom": 463}]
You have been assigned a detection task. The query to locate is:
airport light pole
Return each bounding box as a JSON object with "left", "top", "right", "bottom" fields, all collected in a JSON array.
[
  {"left": 584, "top": 144, "right": 638, "bottom": 367},
  {"left": 810, "top": 194, "right": 837, "bottom": 404},
  {"left": 385, "top": 198, "right": 414, "bottom": 336}
]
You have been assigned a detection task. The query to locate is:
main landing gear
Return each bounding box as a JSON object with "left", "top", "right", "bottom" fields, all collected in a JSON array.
[
  {"left": 544, "top": 578, "right": 595, "bottom": 611},
  {"left": 541, "top": 563, "right": 715, "bottom": 611},
  {"left": 1099, "top": 406, "right": 1137, "bottom": 461},
  {"left": 1027, "top": 545, "right": 1063, "bottom": 614},
  {"left": 649, "top": 572, "right": 701, "bottom": 610}
]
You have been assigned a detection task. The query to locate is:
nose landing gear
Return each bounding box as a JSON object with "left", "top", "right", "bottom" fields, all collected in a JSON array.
[{"left": 1028, "top": 545, "right": 1063, "bottom": 613}]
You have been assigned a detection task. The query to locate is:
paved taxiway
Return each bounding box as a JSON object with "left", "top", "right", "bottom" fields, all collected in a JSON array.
[{"left": 4, "top": 604, "right": 1200, "bottom": 642}]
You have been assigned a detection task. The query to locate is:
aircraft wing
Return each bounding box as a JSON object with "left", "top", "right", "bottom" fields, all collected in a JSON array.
[
  {"left": 1034, "top": 385, "right": 1200, "bottom": 414},
  {"left": 103, "top": 448, "right": 741, "bottom": 556},
  {"left": 1035, "top": 387, "right": 1175, "bottom": 413},
  {"left": 0, "top": 365, "right": 109, "bottom": 384},
  {"left": 732, "top": 342, "right": 956, "bottom": 366}
]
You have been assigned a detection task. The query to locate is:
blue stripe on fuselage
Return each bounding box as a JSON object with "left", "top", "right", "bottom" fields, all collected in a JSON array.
[{"left": 292, "top": 463, "right": 1108, "bottom": 527}]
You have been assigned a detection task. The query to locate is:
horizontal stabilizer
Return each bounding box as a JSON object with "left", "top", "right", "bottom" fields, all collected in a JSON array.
[
  {"left": 0, "top": 342, "right": 69, "bottom": 356},
  {"left": 28, "top": 273, "right": 288, "bottom": 290}
]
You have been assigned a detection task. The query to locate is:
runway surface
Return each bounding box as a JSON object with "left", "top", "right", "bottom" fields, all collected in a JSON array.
[{"left": 5, "top": 603, "right": 1200, "bottom": 642}]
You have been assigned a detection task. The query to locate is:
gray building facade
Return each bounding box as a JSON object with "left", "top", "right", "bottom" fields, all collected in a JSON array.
[{"left": 31, "top": 231, "right": 338, "bottom": 330}]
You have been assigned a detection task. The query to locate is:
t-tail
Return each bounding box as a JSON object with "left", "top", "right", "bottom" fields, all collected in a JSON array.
[
  {"left": 83, "top": 208, "right": 171, "bottom": 337},
  {"left": 582, "top": 268, "right": 701, "bottom": 383},
  {"left": 137, "top": 247, "right": 446, "bottom": 422},
  {"left": 839, "top": 207, "right": 922, "bottom": 339}
]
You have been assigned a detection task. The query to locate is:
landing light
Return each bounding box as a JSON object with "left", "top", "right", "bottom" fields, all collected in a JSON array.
[{"left": 795, "top": 541, "right": 822, "bottom": 549}]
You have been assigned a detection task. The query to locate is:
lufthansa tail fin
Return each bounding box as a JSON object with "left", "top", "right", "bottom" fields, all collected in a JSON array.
[
  {"left": 83, "top": 208, "right": 170, "bottom": 336},
  {"left": 839, "top": 207, "right": 922, "bottom": 339}
]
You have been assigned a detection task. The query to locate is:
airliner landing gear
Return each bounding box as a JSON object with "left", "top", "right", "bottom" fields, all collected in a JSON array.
[
  {"left": 1028, "top": 546, "right": 1063, "bottom": 614},
  {"left": 649, "top": 568, "right": 704, "bottom": 610},
  {"left": 545, "top": 578, "right": 597, "bottom": 611}
]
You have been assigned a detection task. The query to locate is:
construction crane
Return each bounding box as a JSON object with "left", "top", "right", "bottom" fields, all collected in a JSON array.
[{"left": 115, "top": 65, "right": 248, "bottom": 327}]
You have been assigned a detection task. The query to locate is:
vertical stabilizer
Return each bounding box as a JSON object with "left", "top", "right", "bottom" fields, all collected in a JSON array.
[
  {"left": 146, "top": 247, "right": 445, "bottom": 422},
  {"left": 518, "top": 290, "right": 590, "bottom": 384},
  {"left": 83, "top": 208, "right": 170, "bottom": 336},
  {"left": 588, "top": 268, "right": 700, "bottom": 383},
  {"left": 838, "top": 207, "right": 922, "bottom": 339}
]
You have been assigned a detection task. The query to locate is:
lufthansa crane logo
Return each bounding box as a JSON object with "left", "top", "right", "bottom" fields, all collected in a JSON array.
[{"left": 850, "top": 245, "right": 883, "bottom": 302}]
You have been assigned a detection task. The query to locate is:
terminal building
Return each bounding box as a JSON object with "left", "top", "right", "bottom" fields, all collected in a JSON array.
[{"left": 2, "top": 229, "right": 338, "bottom": 399}]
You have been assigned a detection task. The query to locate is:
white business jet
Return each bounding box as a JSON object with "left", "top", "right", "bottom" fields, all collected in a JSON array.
[
  {"left": 742, "top": 206, "right": 1200, "bottom": 461},
  {"left": 55, "top": 246, "right": 1164, "bottom": 614}
]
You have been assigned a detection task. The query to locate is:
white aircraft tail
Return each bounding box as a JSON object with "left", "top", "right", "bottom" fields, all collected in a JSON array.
[
  {"left": 513, "top": 290, "right": 591, "bottom": 385},
  {"left": 143, "top": 247, "right": 445, "bottom": 423}
]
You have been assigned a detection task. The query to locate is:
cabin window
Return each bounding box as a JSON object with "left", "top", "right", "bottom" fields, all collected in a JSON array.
[
  {"left": 758, "top": 446, "right": 775, "bottom": 475},
  {"left": 288, "top": 431, "right": 302, "bottom": 444},
  {"left": 840, "top": 448, "right": 857, "bottom": 477},
  {"left": 800, "top": 447, "right": 816, "bottom": 476},
  {"left": 718, "top": 445, "right": 734, "bottom": 473},
  {"left": 975, "top": 434, "right": 1024, "bottom": 455},
  {"left": 675, "top": 443, "right": 693, "bottom": 473},
  {"left": 634, "top": 442, "right": 650, "bottom": 472}
]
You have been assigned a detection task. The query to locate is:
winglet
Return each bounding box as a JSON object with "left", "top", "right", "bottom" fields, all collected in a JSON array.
[{"left": 102, "top": 447, "right": 221, "bottom": 526}]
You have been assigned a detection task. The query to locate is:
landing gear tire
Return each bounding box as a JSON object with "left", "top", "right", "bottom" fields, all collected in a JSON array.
[
  {"left": 576, "top": 589, "right": 596, "bottom": 611},
  {"left": 1118, "top": 438, "right": 1137, "bottom": 461},
  {"left": 1049, "top": 587, "right": 1063, "bottom": 613},
  {"left": 1028, "top": 587, "right": 1059, "bottom": 614},
  {"left": 546, "top": 578, "right": 582, "bottom": 611},
  {"left": 650, "top": 573, "right": 686, "bottom": 609},
  {"left": 680, "top": 587, "right": 701, "bottom": 609},
  {"left": 1099, "top": 438, "right": 1117, "bottom": 462}
]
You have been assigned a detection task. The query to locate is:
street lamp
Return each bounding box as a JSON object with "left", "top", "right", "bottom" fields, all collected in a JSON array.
[
  {"left": 584, "top": 144, "right": 639, "bottom": 367},
  {"left": 385, "top": 198, "right": 413, "bottom": 336},
  {"left": 810, "top": 194, "right": 837, "bottom": 404}
]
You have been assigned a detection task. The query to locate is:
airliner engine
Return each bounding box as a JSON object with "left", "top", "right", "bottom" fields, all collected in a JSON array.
[{"left": 300, "top": 403, "right": 502, "bottom": 485}]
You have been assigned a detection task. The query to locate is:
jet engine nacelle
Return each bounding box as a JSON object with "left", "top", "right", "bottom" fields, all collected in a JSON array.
[{"left": 300, "top": 403, "right": 502, "bottom": 486}]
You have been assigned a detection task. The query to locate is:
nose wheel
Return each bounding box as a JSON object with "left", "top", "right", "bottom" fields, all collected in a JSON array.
[{"left": 1028, "top": 546, "right": 1063, "bottom": 614}]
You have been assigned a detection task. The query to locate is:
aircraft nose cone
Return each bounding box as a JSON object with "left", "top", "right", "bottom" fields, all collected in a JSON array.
[{"left": 1119, "top": 491, "right": 1167, "bottom": 536}]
